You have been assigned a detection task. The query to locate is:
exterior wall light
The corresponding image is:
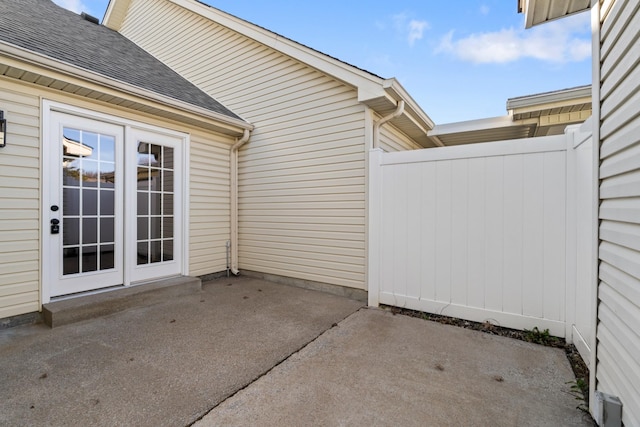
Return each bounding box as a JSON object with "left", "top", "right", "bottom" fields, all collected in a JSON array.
[{"left": 0, "top": 111, "right": 6, "bottom": 148}]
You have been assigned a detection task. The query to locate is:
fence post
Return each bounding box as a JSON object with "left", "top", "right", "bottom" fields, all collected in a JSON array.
[
  {"left": 565, "top": 125, "right": 578, "bottom": 343},
  {"left": 368, "top": 148, "right": 383, "bottom": 307}
]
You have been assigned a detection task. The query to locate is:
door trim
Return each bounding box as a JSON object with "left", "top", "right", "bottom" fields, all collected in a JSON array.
[{"left": 41, "top": 100, "right": 191, "bottom": 303}]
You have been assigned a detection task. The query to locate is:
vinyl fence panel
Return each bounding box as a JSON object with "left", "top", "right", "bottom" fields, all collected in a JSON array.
[{"left": 369, "top": 132, "right": 591, "bottom": 339}]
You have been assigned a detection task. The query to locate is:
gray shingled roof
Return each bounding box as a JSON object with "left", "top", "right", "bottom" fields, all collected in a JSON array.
[{"left": 0, "top": 0, "right": 242, "bottom": 121}]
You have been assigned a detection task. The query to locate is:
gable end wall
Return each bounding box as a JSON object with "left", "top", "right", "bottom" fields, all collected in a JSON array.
[{"left": 119, "top": 0, "right": 370, "bottom": 289}]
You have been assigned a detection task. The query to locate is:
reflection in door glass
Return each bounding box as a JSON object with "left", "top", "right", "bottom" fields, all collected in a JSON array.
[
  {"left": 62, "top": 127, "right": 117, "bottom": 275},
  {"left": 136, "top": 142, "right": 174, "bottom": 265}
]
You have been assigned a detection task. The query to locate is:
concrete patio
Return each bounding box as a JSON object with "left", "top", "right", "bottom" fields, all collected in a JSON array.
[{"left": 0, "top": 277, "right": 593, "bottom": 426}]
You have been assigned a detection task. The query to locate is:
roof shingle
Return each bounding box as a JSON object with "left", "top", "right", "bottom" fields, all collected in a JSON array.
[{"left": 0, "top": 0, "right": 242, "bottom": 120}]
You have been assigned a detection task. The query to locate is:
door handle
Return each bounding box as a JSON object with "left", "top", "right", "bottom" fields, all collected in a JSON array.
[{"left": 50, "top": 218, "right": 60, "bottom": 234}]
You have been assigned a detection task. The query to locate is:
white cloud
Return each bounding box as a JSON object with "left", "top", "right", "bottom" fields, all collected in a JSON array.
[
  {"left": 392, "top": 13, "right": 430, "bottom": 46},
  {"left": 52, "top": 0, "right": 89, "bottom": 14},
  {"left": 436, "top": 12, "right": 591, "bottom": 64},
  {"left": 408, "top": 20, "right": 429, "bottom": 45},
  {"left": 480, "top": 5, "right": 490, "bottom": 16}
]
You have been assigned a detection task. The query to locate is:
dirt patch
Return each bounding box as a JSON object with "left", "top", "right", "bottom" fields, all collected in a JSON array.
[{"left": 382, "top": 305, "right": 590, "bottom": 408}]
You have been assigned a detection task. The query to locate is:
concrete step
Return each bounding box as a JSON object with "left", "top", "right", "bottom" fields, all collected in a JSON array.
[{"left": 43, "top": 276, "right": 202, "bottom": 328}]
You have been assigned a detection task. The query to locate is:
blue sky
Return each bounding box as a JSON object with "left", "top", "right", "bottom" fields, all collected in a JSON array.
[{"left": 53, "top": 0, "right": 592, "bottom": 124}]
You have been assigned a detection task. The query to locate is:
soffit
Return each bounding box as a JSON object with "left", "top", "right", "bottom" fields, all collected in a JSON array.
[
  {"left": 429, "top": 116, "right": 537, "bottom": 146},
  {"left": 360, "top": 80, "right": 437, "bottom": 147},
  {"left": 428, "top": 107, "right": 592, "bottom": 146},
  {"left": 518, "top": 0, "right": 591, "bottom": 28},
  {"left": 512, "top": 102, "right": 592, "bottom": 120},
  {"left": 0, "top": 61, "right": 248, "bottom": 137}
]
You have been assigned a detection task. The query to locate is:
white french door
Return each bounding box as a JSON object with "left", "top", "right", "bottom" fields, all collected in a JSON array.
[
  {"left": 127, "top": 127, "right": 183, "bottom": 284},
  {"left": 44, "top": 109, "right": 184, "bottom": 299}
]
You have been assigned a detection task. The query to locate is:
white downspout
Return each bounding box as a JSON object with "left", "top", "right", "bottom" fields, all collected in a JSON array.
[
  {"left": 230, "top": 129, "right": 251, "bottom": 275},
  {"left": 373, "top": 100, "right": 405, "bottom": 149}
]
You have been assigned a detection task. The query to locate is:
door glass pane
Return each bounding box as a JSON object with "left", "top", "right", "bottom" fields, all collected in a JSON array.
[
  {"left": 163, "top": 194, "right": 174, "bottom": 216},
  {"left": 137, "top": 141, "right": 175, "bottom": 266},
  {"left": 82, "top": 189, "right": 98, "bottom": 216},
  {"left": 137, "top": 217, "right": 148, "bottom": 240},
  {"left": 63, "top": 188, "right": 80, "bottom": 216},
  {"left": 63, "top": 248, "right": 80, "bottom": 275},
  {"left": 82, "top": 160, "right": 99, "bottom": 188},
  {"left": 61, "top": 127, "right": 117, "bottom": 275},
  {"left": 137, "top": 242, "right": 148, "bottom": 265},
  {"left": 63, "top": 159, "right": 81, "bottom": 187},
  {"left": 163, "top": 170, "right": 174, "bottom": 192},
  {"left": 137, "top": 191, "right": 148, "bottom": 215},
  {"left": 163, "top": 217, "right": 174, "bottom": 239},
  {"left": 63, "top": 218, "right": 79, "bottom": 246},
  {"left": 100, "top": 190, "right": 115, "bottom": 216},
  {"left": 163, "top": 147, "right": 174, "bottom": 169},
  {"left": 163, "top": 239, "right": 174, "bottom": 262},
  {"left": 101, "top": 218, "right": 115, "bottom": 243},
  {"left": 83, "top": 218, "right": 97, "bottom": 245},
  {"left": 150, "top": 241, "right": 162, "bottom": 263},
  {"left": 82, "top": 246, "right": 98, "bottom": 273},
  {"left": 150, "top": 216, "right": 162, "bottom": 240},
  {"left": 100, "top": 162, "right": 116, "bottom": 188},
  {"left": 82, "top": 132, "right": 99, "bottom": 161},
  {"left": 101, "top": 136, "right": 115, "bottom": 162},
  {"left": 100, "top": 244, "right": 115, "bottom": 270}
]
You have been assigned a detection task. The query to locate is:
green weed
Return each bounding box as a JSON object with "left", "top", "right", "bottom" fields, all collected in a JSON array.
[{"left": 523, "top": 327, "right": 559, "bottom": 346}]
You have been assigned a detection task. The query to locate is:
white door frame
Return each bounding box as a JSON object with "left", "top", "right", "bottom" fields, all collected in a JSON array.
[
  {"left": 42, "top": 100, "right": 190, "bottom": 303},
  {"left": 126, "top": 126, "right": 184, "bottom": 284},
  {"left": 44, "top": 111, "right": 126, "bottom": 297}
]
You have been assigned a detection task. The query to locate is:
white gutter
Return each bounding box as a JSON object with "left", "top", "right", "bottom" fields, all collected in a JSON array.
[
  {"left": 230, "top": 129, "right": 251, "bottom": 275},
  {"left": 373, "top": 100, "right": 405, "bottom": 149}
]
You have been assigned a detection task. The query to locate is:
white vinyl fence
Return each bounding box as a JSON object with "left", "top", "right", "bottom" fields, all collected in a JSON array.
[{"left": 368, "top": 123, "right": 594, "bottom": 350}]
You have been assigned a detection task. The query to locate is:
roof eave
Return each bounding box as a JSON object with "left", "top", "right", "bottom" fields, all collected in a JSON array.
[
  {"left": 147, "top": 0, "right": 386, "bottom": 94},
  {"left": 104, "top": 0, "right": 433, "bottom": 144},
  {"left": 383, "top": 78, "right": 435, "bottom": 130},
  {"left": 519, "top": 0, "right": 591, "bottom": 29},
  {"left": 507, "top": 85, "right": 592, "bottom": 110},
  {"left": 0, "top": 40, "right": 252, "bottom": 134},
  {"left": 429, "top": 115, "right": 516, "bottom": 137},
  {"left": 103, "top": 0, "right": 133, "bottom": 30}
]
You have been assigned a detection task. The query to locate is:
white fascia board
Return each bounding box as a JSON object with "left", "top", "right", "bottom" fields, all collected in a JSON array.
[
  {"left": 0, "top": 41, "right": 253, "bottom": 133},
  {"left": 103, "top": 0, "right": 132, "bottom": 30},
  {"left": 507, "top": 85, "right": 592, "bottom": 110},
  {"left": 521, "top": 0, "right": 537, "bottom": 29},
  {"left": 429, "top": 115, "right": 515, "bottom": 137},
  {"left": 383, "top": 78, "right": 435, "bottom": 130},
  {"left": 168, "top": 0, "right": 385, "bottom": 99}
]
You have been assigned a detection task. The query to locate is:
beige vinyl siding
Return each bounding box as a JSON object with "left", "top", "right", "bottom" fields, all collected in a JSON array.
[
  {"left": 189, "top": 130, "right": 233, "bottom": 276},
  {"left": 379, "top": 123, "right": 422, "bottom": 152},
  {"left": 0, "top": 79, "right": 40, "bottom": 318},
  {"left": 597, "top": 0, "right": 640, "bottom": 424},
  {"left": 120, "top": 0, "right": 368, "bottom": 289},
  {"left": 0, "top": 74, "right": 235, "bottom": 318}
]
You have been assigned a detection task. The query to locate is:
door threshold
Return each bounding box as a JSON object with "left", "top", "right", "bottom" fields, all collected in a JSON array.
[
  {"left": 50, "top": 284, "right": 126, "bottom": 302},
  {"left": 42, "top": 276, "right": 201, "bottom": 328}
]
